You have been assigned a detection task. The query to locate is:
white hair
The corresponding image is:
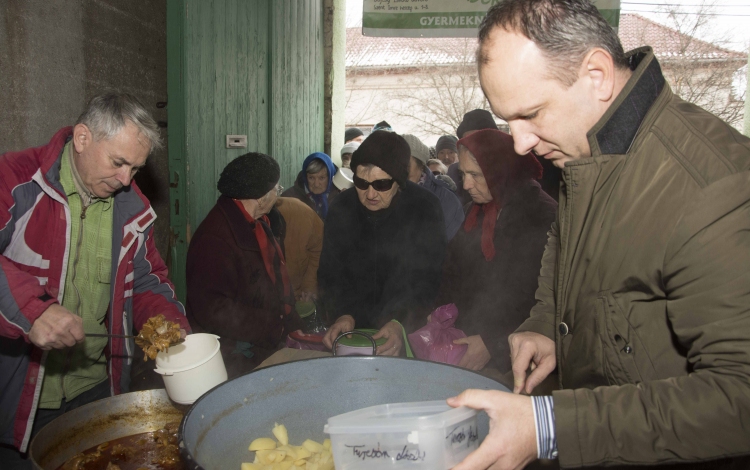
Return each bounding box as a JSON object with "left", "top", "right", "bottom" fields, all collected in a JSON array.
[{"left": 76, "top": 92, "right": 163, "bottom": 152}]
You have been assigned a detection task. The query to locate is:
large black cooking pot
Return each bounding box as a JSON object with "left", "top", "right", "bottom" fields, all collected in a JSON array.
[{"left": 179, "top": 356, "right": 509, "bottom": 469}]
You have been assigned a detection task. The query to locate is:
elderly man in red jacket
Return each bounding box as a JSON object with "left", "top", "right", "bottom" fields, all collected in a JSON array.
[{"left": 0, "top": 93, "right": 189, "bottom": 468}]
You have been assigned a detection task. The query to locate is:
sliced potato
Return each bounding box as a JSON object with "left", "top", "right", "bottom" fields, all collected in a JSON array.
[
  {"left": 248, "top": 424, "right": 333, "bottom": 470},
  {"left": 302, "top": 439, "right": 324, "bottom": 454},
  {"left": 249, "top": 437, "right": 277, "bottom": 451},
  {"left": 277, "top": 445, "right": 296, "bottom": 460},
  {"left": 295, "top": 446, "right": 312, "bottom": 459},
  {"left": 255, "top": 449, "right": 275, "bottom": 465},
  {"left": 272, "top": 423, "right": 289, "bottom": 446}
]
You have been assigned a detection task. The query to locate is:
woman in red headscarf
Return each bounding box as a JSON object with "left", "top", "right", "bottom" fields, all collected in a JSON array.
[{"left": 434, "top": 129, "right": 557, "bottom": 374}]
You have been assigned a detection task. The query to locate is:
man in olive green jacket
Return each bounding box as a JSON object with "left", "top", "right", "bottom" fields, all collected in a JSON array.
[{"left": 448, "top": 1, "right": 750, "bottom": 469}]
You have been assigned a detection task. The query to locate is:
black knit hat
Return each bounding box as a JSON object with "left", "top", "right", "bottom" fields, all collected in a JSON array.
[
  {"left": 217, "top": 152, "right": 280, "bottom": 199},
  {"left": 350, "top": 130, "right": 410, "bottom": 187},
  {"left": 345, "top": 127, "right": 364, "bottom": 142},
  {"left": 457, "top": 109, "right": 498, "bottom": 138},
  {"left": 436, "top": 135, "right": 458, "bottom": 154},
  {"left": 373, "top": 120, "right": 393, "bottom": 132}
]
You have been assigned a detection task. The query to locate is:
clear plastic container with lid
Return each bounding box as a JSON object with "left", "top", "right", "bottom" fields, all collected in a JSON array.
[{"left": 324, "top": 400, "right": 479, "bottom": 469}]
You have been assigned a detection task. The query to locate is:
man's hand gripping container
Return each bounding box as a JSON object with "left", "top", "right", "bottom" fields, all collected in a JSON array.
[{"left": 323, "top": 400, "right": 479, "bottom": 469}]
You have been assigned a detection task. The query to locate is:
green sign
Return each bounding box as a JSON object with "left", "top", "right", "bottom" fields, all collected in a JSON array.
[{"left": 362, "top": 0, "right": 620, "bottom": 37}]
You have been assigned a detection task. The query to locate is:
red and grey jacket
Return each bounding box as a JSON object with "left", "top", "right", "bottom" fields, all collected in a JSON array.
[{"left": 0, "top": 127, "right": 189, "bottom": 452}]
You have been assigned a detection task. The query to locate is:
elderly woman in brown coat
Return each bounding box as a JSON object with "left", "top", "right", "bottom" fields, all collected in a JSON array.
[
  {"left": 186, "top": 153, "right": 303, "bottom": 377},
  {"left": 436, "top": 129, "right": 557, "bottom": 374}
]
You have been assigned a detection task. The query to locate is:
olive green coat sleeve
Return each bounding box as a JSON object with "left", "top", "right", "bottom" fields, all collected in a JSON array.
[
  {"left": 554, "top": 172, "right": 750, "bottom": 467},
  {"left": 514, "top": 220, "right": 559, "bottom": 341}
]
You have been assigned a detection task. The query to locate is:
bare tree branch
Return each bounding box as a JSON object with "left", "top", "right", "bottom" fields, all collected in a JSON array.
[
  {"left": 388, "top": 39, "right": 494, "bottom": 136},
  {"left": 653, "top": 1, "right": 746, "bottom": 127}
]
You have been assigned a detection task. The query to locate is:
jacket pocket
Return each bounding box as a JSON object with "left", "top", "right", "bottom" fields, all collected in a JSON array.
[
  {"left": 596, "top": 291, "right": 649, "bottom": 385},
  {"left": 97, "top": 257, "right": 112, "bottom": 284}
]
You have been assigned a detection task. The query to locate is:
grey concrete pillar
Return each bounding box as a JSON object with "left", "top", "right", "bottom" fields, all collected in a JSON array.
[{"left": 324, "top": 0, "right": 347, "bottom": 164}]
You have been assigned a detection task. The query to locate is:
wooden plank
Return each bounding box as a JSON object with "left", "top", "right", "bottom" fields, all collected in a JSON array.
[
  {"left": 179, "top": 0, "right": 326, "bottom": 235},
  {"left": 269, "top": 0, "right": 326, "bottom": 189}
]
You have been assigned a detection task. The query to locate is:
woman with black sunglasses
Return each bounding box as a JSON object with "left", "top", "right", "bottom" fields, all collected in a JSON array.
[{"left": 318, "top": 131, "right": 447, "bottom": 356}]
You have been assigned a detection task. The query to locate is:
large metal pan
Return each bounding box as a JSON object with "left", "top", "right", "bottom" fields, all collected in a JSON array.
[
  {"left": 30, "top": 389, "right": 184, "bottom": 470},
  {"left": 179, "top": 356, "right": 509, "bottom": 470}
]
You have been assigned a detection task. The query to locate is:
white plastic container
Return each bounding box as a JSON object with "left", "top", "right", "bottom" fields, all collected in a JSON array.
[
  {"left": 154, "top": 333, "right": 227, "bottom": 405},
  {"left": 324, "top": 401, "right": 479, "bottom": 469}
]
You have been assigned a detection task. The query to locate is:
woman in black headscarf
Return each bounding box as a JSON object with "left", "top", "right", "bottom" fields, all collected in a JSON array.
[
  {"left": 186, "top": 153, "right": 303, "bottom": 377},
  {"left": 319, "top": 131, "right": 446, "bottom": 356}
]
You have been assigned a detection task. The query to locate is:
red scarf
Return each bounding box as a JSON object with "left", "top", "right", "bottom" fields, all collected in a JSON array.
[
  {"left": 464, "top": 201, "right": 499, "bottom": 262},
  {"left": 233, "top": 200, "right": 293, "bottom": 315}
]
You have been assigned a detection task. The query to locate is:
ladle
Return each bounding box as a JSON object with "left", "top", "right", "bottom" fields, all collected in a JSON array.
[{"left": 86, "top": 333, "right": 185, "bottom": 345}]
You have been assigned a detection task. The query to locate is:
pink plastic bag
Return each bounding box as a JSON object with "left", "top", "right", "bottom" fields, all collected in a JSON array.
[{"left": 408, "top": 304, "right": 468, "bottom": 365}]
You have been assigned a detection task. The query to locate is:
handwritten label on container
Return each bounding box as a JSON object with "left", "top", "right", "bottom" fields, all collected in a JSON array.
[
  {"left": 345, "top": 443, "right": 426, "bottom": 462},
  {"left": 446, "top": 424, "right": 479, "bottom": 449}
]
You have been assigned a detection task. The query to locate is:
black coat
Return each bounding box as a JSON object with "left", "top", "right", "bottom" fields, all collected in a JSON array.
[
  {"left": 318, "top": 182, "right": 446, "bottom": 331},
  {"left": 436, "top": 180, "right": 557, "bottom": 372}
]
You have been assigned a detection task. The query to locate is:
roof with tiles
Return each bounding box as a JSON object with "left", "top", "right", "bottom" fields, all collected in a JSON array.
[{"left": 346, "top": 13, "right": 746, "bottom": 69}]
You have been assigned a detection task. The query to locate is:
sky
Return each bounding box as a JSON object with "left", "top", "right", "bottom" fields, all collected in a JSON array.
[{"left": 345, "top": 0, "right": 750, "bottom": 53}]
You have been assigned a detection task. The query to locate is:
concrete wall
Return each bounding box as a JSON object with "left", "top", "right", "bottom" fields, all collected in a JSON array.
[{"left": 0, "top": 0, "right": 171, "bottom": 256}]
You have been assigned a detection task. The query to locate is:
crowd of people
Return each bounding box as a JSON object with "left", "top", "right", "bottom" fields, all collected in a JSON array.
[
  {"left": 183, "top": 104, "right": 558, "bottom": 377},
  {"left": 2, "top": 0, "right": 750, "bottom": 469}
]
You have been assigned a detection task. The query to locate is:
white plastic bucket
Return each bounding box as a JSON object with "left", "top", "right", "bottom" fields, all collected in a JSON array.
[{"left": 154, "top": 333, "right": 227, "bottom": 405}]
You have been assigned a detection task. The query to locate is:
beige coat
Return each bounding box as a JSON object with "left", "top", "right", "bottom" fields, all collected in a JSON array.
[
  {"left": 275, "top": 197, "right": 323, "bottom": 296},
  {"left": 516, "top": 48, "right": 750, "bottom": 467}
]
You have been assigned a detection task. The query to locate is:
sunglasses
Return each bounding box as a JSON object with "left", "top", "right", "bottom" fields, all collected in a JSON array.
[
  {"left": 432, "top": 170, "right": 442, "bottom": 176},
  {"left": 353, "top": 175, "right": 396, "bottom": 192}
]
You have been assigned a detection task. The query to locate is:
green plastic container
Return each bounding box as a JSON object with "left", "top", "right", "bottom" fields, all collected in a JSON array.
[{"left": 335, "top": 329, "right": 386, "bottom": 356}]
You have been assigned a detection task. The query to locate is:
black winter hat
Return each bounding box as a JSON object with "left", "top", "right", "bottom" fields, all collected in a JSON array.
[
  {"left": 372, "top": 120, "right": 393, "bottom": 132},
  {"left": 457, "top": 109, "right": 498, "bottom": 138},
  {"left": 345, "top": 127, "right": 364, "bottom": 142},
  {"left": 350, "top": 130, "right": 410, "bottom": 188},
  {"left": 436, "top": 135, "right": 458, "bottom": 154},
  {"left": 217, "top": 152, "right": 280, "bottom": 199}
]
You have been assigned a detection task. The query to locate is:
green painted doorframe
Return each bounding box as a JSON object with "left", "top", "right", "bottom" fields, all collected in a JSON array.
[{"left": 166, "top": 0, "right": 188, "bottom": 302}]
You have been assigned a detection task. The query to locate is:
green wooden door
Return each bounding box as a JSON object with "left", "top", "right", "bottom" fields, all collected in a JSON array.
[{"left": 167, "top": 0, "right": 324, "bottom": 302}]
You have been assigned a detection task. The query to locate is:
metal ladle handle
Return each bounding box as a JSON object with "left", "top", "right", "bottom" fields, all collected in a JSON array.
[{"left": 332, "top": 330, "right": 377, "bottom": 356}]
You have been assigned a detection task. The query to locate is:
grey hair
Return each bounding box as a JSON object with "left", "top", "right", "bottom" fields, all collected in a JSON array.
[
  {"left": 477, "top": 0, "right": 628, "bottom": 87},
  {"left": 76, "top": 92, "right": 163, "bottom": 152},
  {"left": 306, "top": 158, "right": 328, "bottom": 175},
  {"left": 427, "top": 158, "right": 448, "bottom": 174}
]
